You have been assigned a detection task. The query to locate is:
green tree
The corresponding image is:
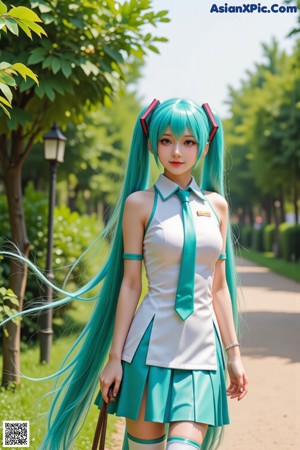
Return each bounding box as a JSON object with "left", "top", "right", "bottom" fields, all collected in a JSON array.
[
  {"left": 247, "top": 54, "right": 300, "bottom": 226},
  {"left": 224, "top": 40, "right": 292, "bottom": 225},
  {"left": 0, "top": 0, "right": 169, "bottom": 387}
]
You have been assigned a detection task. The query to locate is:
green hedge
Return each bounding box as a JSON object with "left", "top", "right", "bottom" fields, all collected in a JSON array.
[
  {"left": 239, "top": 224, "right": 266, "bottom": 252},
  {"left": 240, "top": 224, "right": 252, "bottom": 248},
  {"left": 252, "top": 225, "right": 265, "bottom": 252},
  {"left": 238, "top": 222, "right": 299, "bottom": 263},
  {"left": 279, "top": 223, "right": 292, "bottom": 261},
  {"left": 279, "top": 223, "right": 300, "bottom": 262},
  {"left": 263, "top": 224, "right": 276, "bottom": 252},
  {"left": 295, "top": 225, "right": 300, "bottom": 262}
]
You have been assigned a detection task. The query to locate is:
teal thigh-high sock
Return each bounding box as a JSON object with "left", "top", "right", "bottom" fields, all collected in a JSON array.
[
  {"left": 166, "top": 436, "right": 201, "bottom": 449},
  {"left": 127, "top": 433, "right": 166, "bottom": 450},
  {"left": 122, "top": 428, "right": 129, "bottom": 450}
]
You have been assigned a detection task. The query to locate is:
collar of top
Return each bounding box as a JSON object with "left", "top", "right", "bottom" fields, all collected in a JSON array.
[{"left": 154, "top": 173, "right": 205, "bottom": 201}]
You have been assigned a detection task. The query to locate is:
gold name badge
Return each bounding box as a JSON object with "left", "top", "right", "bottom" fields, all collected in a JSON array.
[{"left": 196, "top": 210, "right": 211, "bottom": 217}]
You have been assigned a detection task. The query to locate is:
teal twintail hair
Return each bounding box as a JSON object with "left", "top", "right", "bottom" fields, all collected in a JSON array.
[
  {"left": 0, "top": 98, "right": 239, "bottom": 450},
  {"left": 200, "top": 111, "right": 238, "bottom": 450}
]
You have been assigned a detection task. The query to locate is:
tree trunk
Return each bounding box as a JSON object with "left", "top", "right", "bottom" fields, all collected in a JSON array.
[
  {"left": 264, "top": 195, "right": 273, "bottom": 224},
  {"left": 2, "top": 163, "right": 30, "bottom": 387},
  {"left": 279, "top": 187, "right": 286, "bottom": 223},
  {"left": 248, "top": 205, "right": 254, "bottom": 227},
  {"left": 294, "top": 182, "right": 299, "bottom": 225},
  {"left": 239, "top": 204, "right": 246, "bottom": 226},
  {"left": 67, "top": 181, "right": 79, "bottom": 212},
  {"left": 272, "top": 195, "right": 280, "bottom": 258}
]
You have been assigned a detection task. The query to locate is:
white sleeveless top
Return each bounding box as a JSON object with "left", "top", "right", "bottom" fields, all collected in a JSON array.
[{"left": 121, "top": 174, "right": 224, "bottom": 370}]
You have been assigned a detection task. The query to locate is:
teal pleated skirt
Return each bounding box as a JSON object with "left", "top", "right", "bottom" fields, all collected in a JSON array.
[{"left": 94, "top": 319, "right": 230, "bottom": 426}]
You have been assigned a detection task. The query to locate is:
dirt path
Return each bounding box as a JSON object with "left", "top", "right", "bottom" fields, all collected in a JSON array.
[
  {"left": 221, "top": 257, "right": 300, "bottom": 449},
  {"left": 110, "top": 257, "right": 300, "bottom": 449}
]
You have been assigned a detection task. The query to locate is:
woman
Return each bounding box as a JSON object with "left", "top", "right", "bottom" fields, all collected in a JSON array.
[
  {"left": 0, "top": 98, "right": 248, "bottom": 450},
  {"left": 96, "top": 98, "right": 248, "bottom": 450}
]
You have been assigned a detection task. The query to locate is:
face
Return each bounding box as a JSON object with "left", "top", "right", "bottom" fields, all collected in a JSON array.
[{"left": 156, "top": 126, "right": 198, "bottom": 178}]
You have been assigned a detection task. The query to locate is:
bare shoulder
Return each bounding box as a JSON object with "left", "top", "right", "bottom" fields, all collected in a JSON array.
[
  {"left": 125, "top": 188, "right": 155, "bottom": 211},
  {"left": 125, "top": 187, "right": 155, "bottom": 204},
  {"left": 125, "top": 187, "right": 155, "bottom": 228},
  {"left": 203, "top": 190, "right": 228, "bottom": 209},
  {"left": 202, "top": 190, "right": 228, "bottom": 223}
]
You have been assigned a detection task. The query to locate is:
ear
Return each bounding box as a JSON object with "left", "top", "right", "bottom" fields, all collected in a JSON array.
[
  {"left": 148, "top": 140, "right": 153, "bottom": 154},
  {"left": 203, "top": 142, "right": 210, "bottom": 156}
]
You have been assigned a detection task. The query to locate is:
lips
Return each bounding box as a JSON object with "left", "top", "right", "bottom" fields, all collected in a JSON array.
[{"left": 170, "top": 161, "right": 184, "bottom": 166}]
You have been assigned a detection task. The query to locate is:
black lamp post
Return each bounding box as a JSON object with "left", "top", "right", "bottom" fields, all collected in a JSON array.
[{"left": 40, "top": 123, "right": 66, "bottom": 363}]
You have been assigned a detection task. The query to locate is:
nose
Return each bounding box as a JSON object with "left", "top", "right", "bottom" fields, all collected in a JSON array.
[{"left": 173, "top": 142, "right": 182, "bottom": 155}]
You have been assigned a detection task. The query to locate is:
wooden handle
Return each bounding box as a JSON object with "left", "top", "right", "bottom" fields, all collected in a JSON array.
[{"left": 92, "top": 386, "right": 114, "bottom": 450}]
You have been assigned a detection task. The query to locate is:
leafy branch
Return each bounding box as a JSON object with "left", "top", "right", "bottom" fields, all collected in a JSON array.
[
  {"left": 0, "top": 1, "right": 46, "bottom": 117},
  {"left": 0, "top": 286, "right": 20, "bottom": 337}
]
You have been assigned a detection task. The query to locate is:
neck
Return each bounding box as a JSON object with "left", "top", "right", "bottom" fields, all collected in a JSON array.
[{"left": 163, "top": 171, "right": 193, "bottom": 190}]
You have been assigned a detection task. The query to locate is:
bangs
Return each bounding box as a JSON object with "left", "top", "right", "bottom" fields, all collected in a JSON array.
[{"left": 159, "top": 108, "right": 199, "bottom": 140}]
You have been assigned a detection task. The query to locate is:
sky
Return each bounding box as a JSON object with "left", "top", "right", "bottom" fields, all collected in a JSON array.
[{"left": 137, "top": 0, "right": 298, "bottom": 118}]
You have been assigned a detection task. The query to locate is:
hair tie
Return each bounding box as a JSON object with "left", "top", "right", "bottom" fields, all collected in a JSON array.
[
  {"left": 202, "top": 103, "right": 219, "bottom": 143},
  {"left": 140, "top": 99, "right": 160, "bottom": 137}
]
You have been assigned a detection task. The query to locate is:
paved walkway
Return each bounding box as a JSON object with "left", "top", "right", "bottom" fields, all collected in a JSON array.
[
  {"left": 110, "top": 257, "right": 300, "bottom": 449},
  {"left": 222, "top": 257, "right": 300, "bottom": 450}
]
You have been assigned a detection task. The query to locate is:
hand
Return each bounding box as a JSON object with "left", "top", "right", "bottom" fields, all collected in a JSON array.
[
  {"left": 226, "top": 357, "right": 248, "bottom": 401},
  {"left": 99, "top": 358, "right": 123, "bottom": 403}
]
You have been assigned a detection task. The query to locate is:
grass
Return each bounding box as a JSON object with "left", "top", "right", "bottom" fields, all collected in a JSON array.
[
  {"left": 0, "top": 300, "right": 120, "bottom": 450},
  {"left": 237, "top": 248, "right": 300, "bottom": 283}
]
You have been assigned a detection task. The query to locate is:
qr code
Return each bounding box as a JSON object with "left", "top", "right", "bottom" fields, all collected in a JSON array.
[{"left": 2, "top": 421, "right": 30, "bottom": 447}]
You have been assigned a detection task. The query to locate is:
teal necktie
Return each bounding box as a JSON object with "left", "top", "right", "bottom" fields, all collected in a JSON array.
[{"left": 175, "top": 188, "right": 196, "bottom": 320}]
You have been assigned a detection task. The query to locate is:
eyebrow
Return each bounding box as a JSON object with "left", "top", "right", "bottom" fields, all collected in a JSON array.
[{"left": 162, "top": 133, "right": 195, "bottom": 137}]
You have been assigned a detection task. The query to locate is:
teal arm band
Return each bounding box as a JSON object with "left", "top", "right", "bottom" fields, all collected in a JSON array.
[
  {"left": 218, "top": 253, "right": 227, "bottom": 260},
  {"left": 123, "top": 253, "right": 143, "bottom": 260}
]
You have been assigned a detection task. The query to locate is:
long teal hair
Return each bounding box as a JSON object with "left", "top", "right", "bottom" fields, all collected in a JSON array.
[{"left": 0, "top": 98, "right": 239, "bottom": 450}]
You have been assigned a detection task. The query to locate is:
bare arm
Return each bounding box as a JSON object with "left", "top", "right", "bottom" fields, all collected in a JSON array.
[
  {"left": 100, "top": 192, "right": 145, "bottom": 402},
  {"left": 211, "top": 194, "right": 248, "bottom": 401}
]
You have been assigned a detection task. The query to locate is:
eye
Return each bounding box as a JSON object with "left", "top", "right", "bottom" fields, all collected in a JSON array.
[
  {"left": 160, "top": 138, "right": 172, "bottom": 145},
  {"left": 184, "top": 139, "right": 197, "bottom": 146}
]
